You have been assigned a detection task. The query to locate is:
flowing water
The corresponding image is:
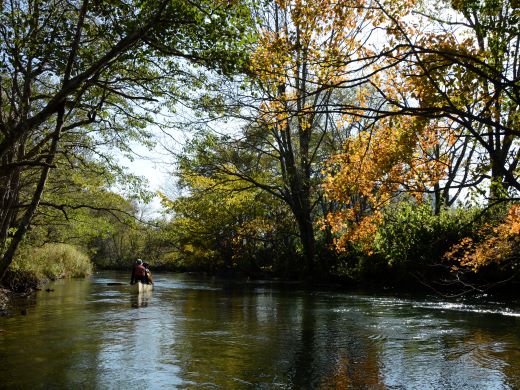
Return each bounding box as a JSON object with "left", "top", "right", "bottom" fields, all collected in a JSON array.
[{"left": 1, "top": 271, "right": 520, "bottom": 389}]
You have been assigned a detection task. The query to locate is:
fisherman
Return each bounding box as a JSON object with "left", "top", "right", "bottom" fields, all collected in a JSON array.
[{"left": 130, "top": 259, "right": 146, "bottom": 285}]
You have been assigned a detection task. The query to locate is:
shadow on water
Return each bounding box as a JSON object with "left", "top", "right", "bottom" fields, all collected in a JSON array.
[{"left": 0, "top": 271, "right": 520, "bottom": 389}]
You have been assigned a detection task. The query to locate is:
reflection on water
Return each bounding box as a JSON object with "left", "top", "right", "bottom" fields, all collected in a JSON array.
[
  {"left": 131, "top": 290, "right": 152, "bottom": 308},
  {"left": 1, "top": 271, "right": 520, "bottom": 389}
]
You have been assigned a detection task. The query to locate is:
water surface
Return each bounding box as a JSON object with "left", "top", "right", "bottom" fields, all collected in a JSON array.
[{"left": 1, "top": 271, "right": 520, "bottom": 389}]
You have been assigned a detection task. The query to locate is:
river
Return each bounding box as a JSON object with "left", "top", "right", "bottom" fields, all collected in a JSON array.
[{"left": 1, "top": 271, "right": 520, "bottom": 389}]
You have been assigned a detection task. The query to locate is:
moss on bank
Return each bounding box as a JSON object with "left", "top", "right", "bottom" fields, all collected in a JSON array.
[{"left": 1, "top": 243, "right": 93, "bottom": 293}]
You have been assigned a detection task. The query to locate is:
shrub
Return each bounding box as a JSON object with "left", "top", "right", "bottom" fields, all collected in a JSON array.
[
  {"left": 373, "top": 202, "right": 482, "bottom": 273},
  {"left": 446, "top": 203, "right": 520, "bottom": 272},
  {"left": 3, "top": 243, "right": 93, "bottom": 292}
]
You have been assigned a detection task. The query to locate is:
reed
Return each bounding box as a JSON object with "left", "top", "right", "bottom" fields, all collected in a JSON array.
[{"left": 3, "top": 244, "right": 93, "bottom": 292}]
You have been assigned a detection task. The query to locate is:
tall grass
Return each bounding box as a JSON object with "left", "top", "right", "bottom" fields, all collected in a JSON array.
[{"left": 3, "top": 243, "right": 93, "bottom": 292}]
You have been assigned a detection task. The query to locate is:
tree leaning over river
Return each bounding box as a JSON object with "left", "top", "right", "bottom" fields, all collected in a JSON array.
[
  {"left": 0, "top": 0, "right": 254, "bottom": 281},
  {"left": 1, "top": 0, "right": 518, "bottom": 289}
]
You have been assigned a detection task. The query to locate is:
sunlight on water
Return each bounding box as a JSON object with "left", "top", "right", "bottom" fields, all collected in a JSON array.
[
  {"left": 1, "top": 271, "right": 520, "bottom": 389},
  {"left": 414, "top": 302, "right": 520, "bottom": 317}
]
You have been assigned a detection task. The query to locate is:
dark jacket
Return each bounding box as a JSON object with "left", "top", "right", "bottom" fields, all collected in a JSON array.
[{"left": 131, "top": 264, "right": 146, "bottom": 284}]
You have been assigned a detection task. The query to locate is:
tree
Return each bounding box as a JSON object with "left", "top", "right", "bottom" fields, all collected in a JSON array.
[
  {"left": 181, "top": 0, "right": 403, "bottom": 276},
  {"left": 445, "top": 204, "right": 520, "bottom": 275},
  {"left": 160, "top": 132, "right": 298, "bottom": 274},
  {"left": 323, "top": 115, "right": 448, "bottom": 251},
  {"left": 322, "top": 0, "right": 520, "bottom": 254},
  {"left": 25, "top": 154, "right": 138, "bottom": 250},
  {"left": 0, "top": 0, "right": 253, "bottom": 280},
  {"left": 362, "top": 0, "right": 520, "bottom": 200}
]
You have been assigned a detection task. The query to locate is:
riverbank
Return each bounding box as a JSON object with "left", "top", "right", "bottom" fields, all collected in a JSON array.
[
  {"left": 0, "top": 243, "right": 93, "bottom": 310},
  {"left": 0, "top": 274, "right": 72, "bottom": 316},
  {"left": 94, "top": 262, "right": 520, "bottom": 300}
]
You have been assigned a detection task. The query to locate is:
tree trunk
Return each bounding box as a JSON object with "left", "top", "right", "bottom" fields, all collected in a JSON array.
[
  {"left": 290, "top": 189, "right": 316, "bottom": 278},
  {"left": 297, "top": 212, "right": 316, "bottom": 277},
  {"left": 0, "top": 106, "right": 64, "bottom": 281}
]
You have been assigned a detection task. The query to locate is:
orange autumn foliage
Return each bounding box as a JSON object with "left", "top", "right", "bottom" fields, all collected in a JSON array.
[
  {"left": 445, "top": 204, "right": 520, "bottom": 271},
  {"left": 249, "top": 0, "right": 417, "bottom": 130},
  {"left": 323, "top": 116, "right": 448, "bottom": 251}
]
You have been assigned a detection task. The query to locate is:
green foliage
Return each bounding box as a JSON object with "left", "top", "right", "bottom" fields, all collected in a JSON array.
[
  {"left": 160, "top": 179, "right": 297, "bottom": 275},
  {"left": 157, "top": 131, "right": 300, "bottom": 275},
  {"left": 373, "top": 201, "right": 482, "bottom": 269},
  {"left": 23, "top": 153, "right": 140, "bottom": 251},
  {"left": 3, "top": 244, "right": 93, "bottom": 292},
  {"left": 327, "top": 202, "right": 485, "bottom": 285},
  {"left": 91, "top": 219, "right": 155, "bottom": 269},
  {"left": 0, "top": 0, "right": 257, "bottom": 280},
  {"left": 330, "top": 249, "right": 390, "bottom": 284}
]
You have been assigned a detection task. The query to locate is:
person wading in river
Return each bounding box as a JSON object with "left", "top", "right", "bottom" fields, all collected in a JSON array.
[{"left": 130, "top": 259, "right": 146, "bottom": 284}]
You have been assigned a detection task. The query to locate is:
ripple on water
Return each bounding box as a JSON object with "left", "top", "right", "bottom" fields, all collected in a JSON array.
[
  {"left": 2, "top": 272, "right": 520, "bottom": 390},
  {"left": 413, "top": 301, "right": 520, "bottom": 317},
  {"left": 335, "top": 293, "right": 520, "bottom": 318},
  {"left": 471, "top": 347, "right": 508, "bottom": 371},
  {"left": 199, "top": 330, "right": 232, "bottom": 337},
  {"left": 367, "top": 333, "right": 388, "bottom": 342}
]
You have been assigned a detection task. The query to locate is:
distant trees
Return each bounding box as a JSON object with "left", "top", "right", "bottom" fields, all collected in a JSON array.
[{"left": 159, "top": 133, "right": 298, "bottom": 275}]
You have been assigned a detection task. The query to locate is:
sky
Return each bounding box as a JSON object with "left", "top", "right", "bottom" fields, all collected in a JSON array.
[
  {"left": 118, "top": 121, "right": 194, "bottom": 220},
  {"left": 116, "top": 133, "right": 175, "bottom": 220}
]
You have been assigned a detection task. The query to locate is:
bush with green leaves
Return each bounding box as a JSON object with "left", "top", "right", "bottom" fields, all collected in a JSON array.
[
  {"left": 373, "top": 202, "right": 482, "bottom": 273},
  {"left": 2, "top": 244, "right": 93, "bottom": 292}
]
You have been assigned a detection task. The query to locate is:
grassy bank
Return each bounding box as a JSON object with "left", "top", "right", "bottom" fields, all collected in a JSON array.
[{"left": 1, "top": 243, "right": 93, "bottom": 293}]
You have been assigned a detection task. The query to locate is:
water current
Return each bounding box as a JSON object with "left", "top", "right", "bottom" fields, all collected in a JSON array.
[{"left": 1, "top": 271, "right": 520, "bottom": 389}]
